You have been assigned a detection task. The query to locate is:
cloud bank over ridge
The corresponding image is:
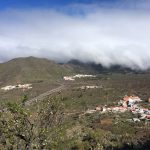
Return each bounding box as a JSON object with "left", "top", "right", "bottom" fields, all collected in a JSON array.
[{"left": 0, "top": 2, "right": 150, "bottom": 70}]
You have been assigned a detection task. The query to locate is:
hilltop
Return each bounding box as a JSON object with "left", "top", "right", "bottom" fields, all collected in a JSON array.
[{"left": 0, "top": 57, "right": 74, "bottom": 85}]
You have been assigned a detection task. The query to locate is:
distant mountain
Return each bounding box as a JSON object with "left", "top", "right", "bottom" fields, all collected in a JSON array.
[
  {"left": 66, "top": 59, "right": 144, "bottom": 74},
  {"left": 0, "top": 57, "right": 148, "bottom": 86},
  {"left": 0, "top": 57, "right": 73, "bottom": 85}
]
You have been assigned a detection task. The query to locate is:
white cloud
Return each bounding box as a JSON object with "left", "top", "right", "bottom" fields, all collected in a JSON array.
[{"left": 0, "top": 3, "right": 150, "bottom": 70}]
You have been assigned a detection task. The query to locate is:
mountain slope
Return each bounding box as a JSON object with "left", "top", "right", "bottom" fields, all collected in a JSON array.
[
  {"left": 0, "top": 57, "right": 147, "bottom": 86},
  {"left": 66, "top": 59, "right": 138, "bottom": 74},
  {"left": 0, "top": 57, "right": 73, "bottom": 85}
]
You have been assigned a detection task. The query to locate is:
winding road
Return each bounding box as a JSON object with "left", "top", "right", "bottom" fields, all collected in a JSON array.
[{"left": 25, "top": 84, "right": 66, "bottom": 106}]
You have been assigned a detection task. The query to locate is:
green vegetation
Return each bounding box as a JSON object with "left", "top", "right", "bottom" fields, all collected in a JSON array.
[
  {"left": 0, "top": 57, "right": 150, "bottom": 149},
  {"left": 0, "top": 97, "right": 64, "bottom": 150},
  {"left": 0, "top": 95, "right": 149, "bottom": 150}
]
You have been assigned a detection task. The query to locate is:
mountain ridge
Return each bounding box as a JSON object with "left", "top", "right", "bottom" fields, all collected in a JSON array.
[{"left": 0, "top": 57, "right": 148, "bottom": 86}]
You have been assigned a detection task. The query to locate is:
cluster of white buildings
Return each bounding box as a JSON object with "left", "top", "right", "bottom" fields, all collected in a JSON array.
[
  {"left": 63, "top": 76, "right": 75, "bottom": 81},
  {"left": 80, "top": 85, "right": 102, "bottom": 90},
  {"left": 85, "top": 95, "right": 150, "bottom": 121},
  {"left": 118, "top": 95, "right": 150, "bottom": 120},
  {"left": 1, "top": 84, "right": 32, "bottom": 91},
  {"left": 63, "top": 74, "right": 96, "bottom": 81}
]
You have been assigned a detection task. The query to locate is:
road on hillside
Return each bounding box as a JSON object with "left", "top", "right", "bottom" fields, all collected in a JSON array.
[{"left": 25, "top": 84, "right": 66, "bottom": 106}]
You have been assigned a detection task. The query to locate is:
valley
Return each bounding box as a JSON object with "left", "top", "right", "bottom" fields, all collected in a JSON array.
[{"left": 0, "top": 57, "right": 150, "bottom": 150}]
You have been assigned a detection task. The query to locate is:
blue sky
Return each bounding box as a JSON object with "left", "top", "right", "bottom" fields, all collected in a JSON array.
[
  {"left": 0, "top": 0, "right": 97, "bottom": 9},
  {"left": 0, "top": 0, "right": 141, "bottom": 10}
]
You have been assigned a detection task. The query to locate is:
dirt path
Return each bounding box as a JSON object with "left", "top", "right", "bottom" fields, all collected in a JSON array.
[{"left": 25, "top": 84, "right": 66, "bottom": 106}]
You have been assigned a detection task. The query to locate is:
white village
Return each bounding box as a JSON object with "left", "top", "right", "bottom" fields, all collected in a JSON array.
[
  {"left": 1, "top": 84, "right": 32, "bottom": 91},
  {"left": 85, "top": 95, "right": 150, "bottom": 122},
  {"left": 63, "top": 74, "right": 96, "bottom": 81},
  {"left": 63, "top": 74, "right": 150, "bottom": 122}
]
